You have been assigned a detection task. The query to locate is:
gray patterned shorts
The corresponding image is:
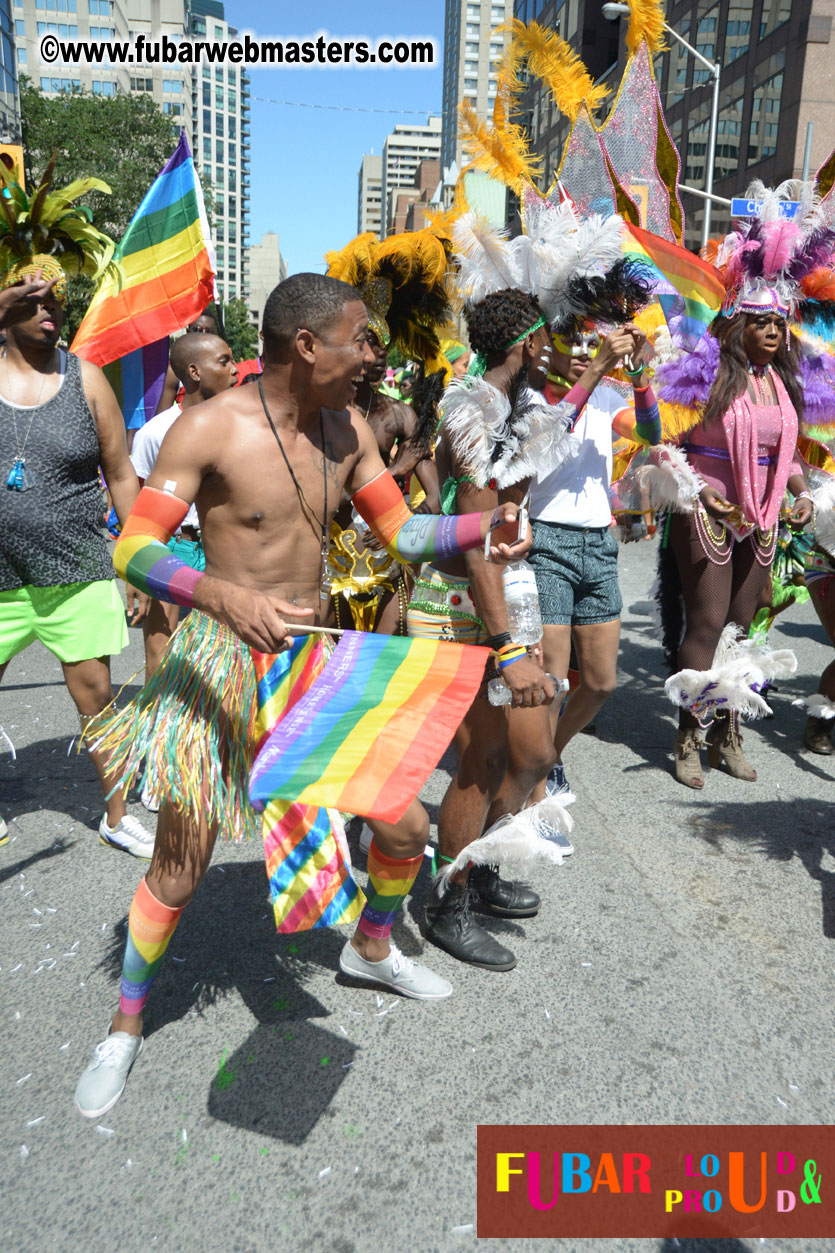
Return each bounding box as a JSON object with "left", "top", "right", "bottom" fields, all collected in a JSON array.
[{"left": 529, "top": 520, "right": 622, "bottom": 626}]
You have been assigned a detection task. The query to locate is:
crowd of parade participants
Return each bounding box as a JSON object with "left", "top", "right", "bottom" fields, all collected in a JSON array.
[{"left": 2, "top": 16, "right": 835, "bottom": 1121}]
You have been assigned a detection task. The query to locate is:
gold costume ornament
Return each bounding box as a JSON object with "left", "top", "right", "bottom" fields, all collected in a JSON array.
[
  {"left": 359, "top": 276, "right": 393, "bottom": 347},
  {"left": 326, "top": 519, "right": 408, "bottom": 632}
]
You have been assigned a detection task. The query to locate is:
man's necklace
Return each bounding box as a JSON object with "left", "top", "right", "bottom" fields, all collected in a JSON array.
[
  {"left": 3, "top": 348, "right": 56, "bottom": 492},
  {"left": 258, "top": 379, "right": 330, "bottom": 601}
]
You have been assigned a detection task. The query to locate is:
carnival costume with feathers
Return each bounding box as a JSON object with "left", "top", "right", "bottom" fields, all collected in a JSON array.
[
  {"left": 430, "top": 22, "right": 663, "bottom": 883},
  {"left": 323, "top": 228, "right": 455, "bottom": 631},
  {"left": 631, "top": 181, "right": 835, "bottom": 722}
]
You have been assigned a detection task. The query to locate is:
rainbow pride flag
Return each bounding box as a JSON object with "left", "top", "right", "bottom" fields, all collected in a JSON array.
[
  {"left": 72, "top": 131, "right": 215, "bottom": 426},
  {"left": 623, "top": 221, "right": 724, "bottom": 349},
  {"left": 250, "top": 630, "right": 490, "bottom": 825},
  {"left": 253, "top": 638, "right": 366, "bottom": 933}
]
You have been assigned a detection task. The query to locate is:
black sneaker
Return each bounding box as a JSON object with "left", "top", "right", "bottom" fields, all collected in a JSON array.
[
  {"left": 424, "top": 879, "right": 517, "bottom": 971},
  {"left": 468, "top": 864, "right": 540, "bottom": 918}
]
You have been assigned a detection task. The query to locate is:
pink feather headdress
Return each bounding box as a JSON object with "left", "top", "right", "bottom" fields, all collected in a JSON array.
[{"left": 705, "top": 180, "right": 835, "bottom": 321}]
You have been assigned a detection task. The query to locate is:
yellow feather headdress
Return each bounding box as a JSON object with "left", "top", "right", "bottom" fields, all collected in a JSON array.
[
  {"left": 500, "top": 19, "right": 610, "bottom": 123},
  {"left": 624, "top": 0, "right": 668, "bottom": 56},
  {"left": 325, "top": 229, "right": 454, "bottom": 372},
  {"left": 459, "top": 99, "right": 542, "bottom": 198}
]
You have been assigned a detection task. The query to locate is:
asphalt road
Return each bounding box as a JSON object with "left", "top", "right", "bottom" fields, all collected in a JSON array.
[{"left": 1, "top": 539, "right": 834, "bottom": 1253}]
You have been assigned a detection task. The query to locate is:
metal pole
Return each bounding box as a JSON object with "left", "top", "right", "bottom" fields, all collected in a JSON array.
[
  {"left": 679, "top": 183, "right": 732, "bottom": 206},
  {"left": 801, "top": 120, "right": 814, "bottom": 183},
  {"left": 702, "top": 63, "right": 721, "bottom": 247}
]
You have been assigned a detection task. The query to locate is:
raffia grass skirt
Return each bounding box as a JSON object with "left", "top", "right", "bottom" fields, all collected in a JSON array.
[{"left": 90, "top": 610, "right": 257, "bottom": 841}]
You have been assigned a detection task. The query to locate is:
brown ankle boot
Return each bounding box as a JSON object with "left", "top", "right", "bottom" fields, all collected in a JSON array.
[
  {"left": 673, "top": 727, "right": 704, "bottom": 789},
  {"left": 804, "top": 715, "right": 835, "bottom": 755},
  {"left": 706, "top": 712, "right": 757, "bottom": 781}
]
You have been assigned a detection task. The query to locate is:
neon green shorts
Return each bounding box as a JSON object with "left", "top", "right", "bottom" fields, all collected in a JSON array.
[{"left": 0, "top": 580, "right": 129, "bottom": 665}]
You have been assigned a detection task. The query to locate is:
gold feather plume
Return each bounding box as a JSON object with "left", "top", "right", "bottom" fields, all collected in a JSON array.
[
  {"left": 324, "top": 232, "right": 379, "bottom": 286},
  {"left": 501, "top": 19, "right": 610, "bottom": 122},
  {"left": 424, "top": 177, "right": 470, "bottom": 243},
  {"left": 459, "top": 99, "right": 542, "bottom": 196},
  {"left": 625, "top": 0, "right": 668, "bottom": 56}
]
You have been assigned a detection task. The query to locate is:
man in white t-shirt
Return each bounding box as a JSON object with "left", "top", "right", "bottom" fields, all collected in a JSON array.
[
  {"left": 528, "top": 325, "right": 661, "bottom": 800},
  {"left": 130, "top": 333, "right": 237, "bottom": 679}
]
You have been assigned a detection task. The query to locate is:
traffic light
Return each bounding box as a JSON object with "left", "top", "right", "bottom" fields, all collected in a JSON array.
[{"left": 0, "top": 144, "right": 24, "bottom": 186}]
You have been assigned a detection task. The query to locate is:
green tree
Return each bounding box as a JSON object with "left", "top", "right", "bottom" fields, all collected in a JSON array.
[
  {"left": 19, "top": 77, "right": 215, "bottom": 339},
  {"left": 217, "top": 297, "right": 259, "bottom": 361}
]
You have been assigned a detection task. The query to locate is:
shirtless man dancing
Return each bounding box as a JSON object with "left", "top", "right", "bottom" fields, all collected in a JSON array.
[{"left": 74, "top": 273, "right": 522, "bottom": 1119}]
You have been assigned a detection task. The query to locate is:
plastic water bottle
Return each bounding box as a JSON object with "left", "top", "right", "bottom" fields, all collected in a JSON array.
[
  {"left": 488, "top": 672, "right": 569, "bottom": 707},
  {"left": 487, "top": 675, "right": 514, "bottom": 706},
  {"left": 501, "top": 560, "right": 543, "bottom": 645}
]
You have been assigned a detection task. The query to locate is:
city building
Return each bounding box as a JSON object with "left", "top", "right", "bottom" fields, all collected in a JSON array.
[
  {"left": 357, "top": 151, "right": 382, "bottom": 235},
  {"left": 389, "top": 158, "right": 441, "bottom": 234},
  {"left": 247, "top": 230, "right": 287, "bottom": 330},
  {"left": 441, "top": 0, "right": 515, "bottom": 170},
  {"left": 0, "top": 0, "right": 21, "bottom": 140},
  {"left": 13, "top": 0, "right": 250, "bottom": 301},
  {"left": 642, "top": 0, "right": 831, "bottom": 246},
  {"left": 512, "top": 0, "right": 835, "bottom": 249},
  {"left": 380, "top": 115, "right": 442, "bottom": 237},
  {"left": 190, "top": 0, "right": 249, "bottom": 302}
]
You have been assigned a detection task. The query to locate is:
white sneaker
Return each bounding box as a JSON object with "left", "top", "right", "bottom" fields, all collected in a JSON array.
[
  {"left": 140, "top": 781, "right": 160, "bottom": 813},
  {"left": 75, "top": 1032, "right": 143, "bottom": 1118},
  {"left": 340, "top": 940, "right": 452, "bottom": 1000},
  {"left": 99, "top": 813, "right": 155, "bottom": 859}
]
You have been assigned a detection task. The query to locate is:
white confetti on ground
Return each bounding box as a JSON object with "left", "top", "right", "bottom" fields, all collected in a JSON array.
[
  {"left": 318, "top": 1167, "right": 331, "bottom": 1179},
  {"left": 95, "top": 1126, "right": 115, "bottom": 1138},
  {"left": 451, "top": 1224, "right": 474, "bottom": 1235}
]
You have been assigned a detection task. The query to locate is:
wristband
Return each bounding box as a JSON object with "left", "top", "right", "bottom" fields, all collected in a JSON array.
[
  {"left": 486, "top": 631, "right": 512, "bottom": 651},
  {"left": 497, "top": 644, "right": 528, "bottom": 669},
  {"left": 495, "top": 641, "right": 526, "bottom": 657},
  {"left": 625, "top": 365, "right": 645, "bottom": 379}
]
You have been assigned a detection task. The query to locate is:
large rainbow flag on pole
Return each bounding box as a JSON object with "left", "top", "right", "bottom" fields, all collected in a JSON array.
[
  {"left": 250, "top": 631, "right": 490, "bottom": 931},
  {"left": 623, "top": 221, "right": 724, "bottom": 350},
  {"left": 72, "top": 130, "right": 215, "bottom": 428}
]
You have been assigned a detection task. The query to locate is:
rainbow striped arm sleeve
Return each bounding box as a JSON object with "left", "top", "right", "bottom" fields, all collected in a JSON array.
[
  {"left": 351, "top": 470, "right": 483, "bottom": 563},
  {"left": 114, "top": 485, "right": 204, "bottom": 606},
  {"left": 612, "top": 385, "right": 661, "bottom": 446}
]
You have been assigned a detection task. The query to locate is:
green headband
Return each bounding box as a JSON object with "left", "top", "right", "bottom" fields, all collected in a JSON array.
[{"left": 466, "top": 316, "right": 548, "bottom": 378}]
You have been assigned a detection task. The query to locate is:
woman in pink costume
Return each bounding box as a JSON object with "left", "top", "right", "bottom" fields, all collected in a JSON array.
[{"left": 665, "top": 289, "right": 815, "bottom": 787}]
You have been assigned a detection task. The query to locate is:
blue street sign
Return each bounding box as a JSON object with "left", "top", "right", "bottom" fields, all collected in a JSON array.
[{"left": 730, "top": 198, "right": 801, "bottom": 220}]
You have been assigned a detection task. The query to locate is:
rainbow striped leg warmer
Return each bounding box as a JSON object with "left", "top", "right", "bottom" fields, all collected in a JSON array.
[
  {"left": 119, "top": 877, "right": 184, "bottom": 1017},
  {"left": 357, "top": 839, "right": 424, "bottom": 940}
]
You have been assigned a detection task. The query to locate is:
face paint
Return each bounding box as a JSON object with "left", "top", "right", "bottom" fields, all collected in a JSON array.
[{"left": 552, "top": 330, "right": 600, "bottom": 359}]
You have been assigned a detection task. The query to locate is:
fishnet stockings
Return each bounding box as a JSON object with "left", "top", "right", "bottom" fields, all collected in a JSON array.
[{"left": 669, "top": 514, "right": 771, "bottom": 729}]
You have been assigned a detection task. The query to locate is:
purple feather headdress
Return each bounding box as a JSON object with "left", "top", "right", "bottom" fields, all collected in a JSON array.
[{"left": 711, "top": 180, "right": 835, "bottom": 319}]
